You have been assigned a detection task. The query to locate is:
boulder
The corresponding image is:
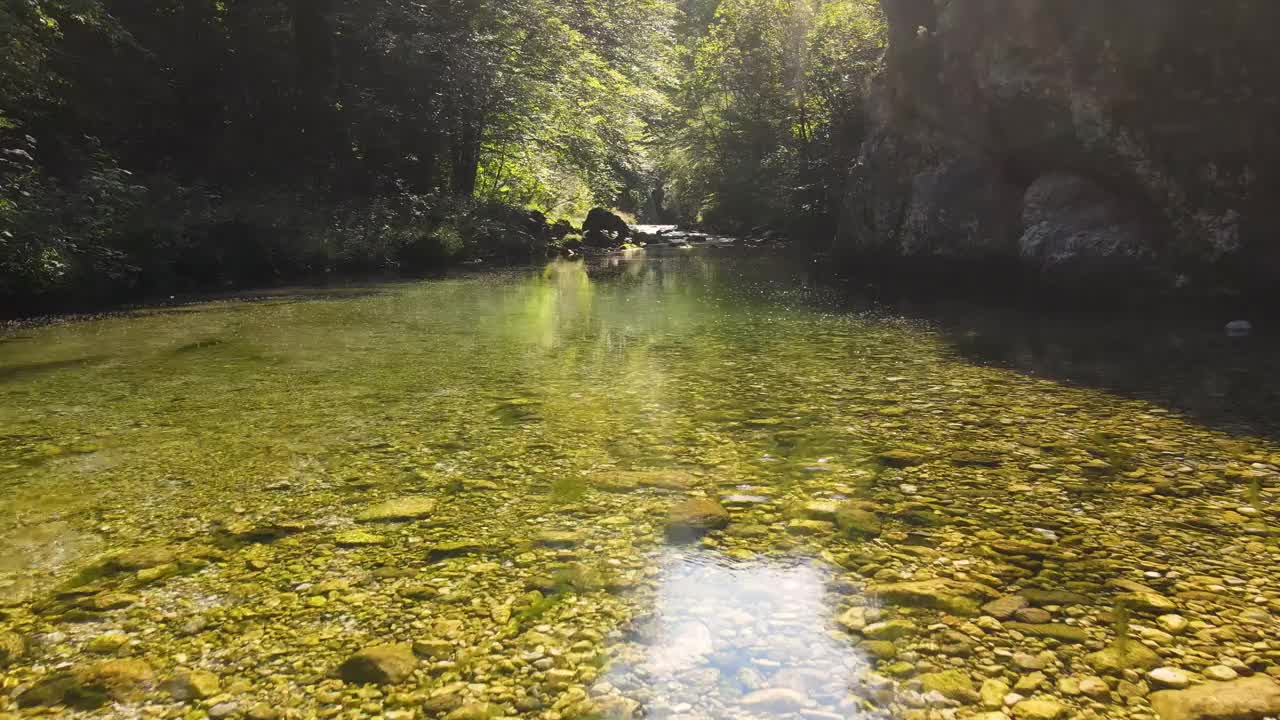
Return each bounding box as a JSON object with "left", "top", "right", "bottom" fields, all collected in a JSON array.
[
  {"left": 338, "top": 644, "right": 418, "bottom": 685},
  {"left": 105, "top": 546, "right": 177, "bottom": 572},
  {"left": 164, "top": 670, "right": 221, "bottom": 701},
  {"left": 19, "top": 659, "right": 155, "bottom": 709},
  {"left": 982, "top": 594, "right": 1029, "bottom": 619},
  {"left": 1012, "top": 698, "right": 1068, "bottom": 720},
  {"left": 834, "top": 502, "right": 882, "bottom": 538},
  {"left": 664, "top": 499, "right": 730, "bottom": 542},
  {"left": 531, "top": 530, "right": 584, "bottom": 548},
  {"left": 868, "top": 578, "right": 1000, "bottom": 616},
  {"left": 595, "top": 469, "right": 699, "bottom": 492},
  {"left": 1117, "top": 590, "right": 1177, "bottom": 615},
  {"left": 877, "top": 449, "right": 925, "bottom": 467},
  {"left": 1147, "top": 667, "right": 1191, "bottom": 690},
  {"left": 445, "top": 702, "right": 503, "bottom": 720},
  {"left": 334, "top": 530, "right": 388, "bottom": 547},
  {"left": 863, "top": 619, "right": 915, "bottom": 640},
  {"left": 1004, "top": 622, "right": 1088, "bottom": 643},
  {"left": 1149, "top": 676, "right": 1280, "bottom": 720},
  {"left": 1085, "top": 642, "right": 1162, "bottom": 673},
  {"left": 549, "top": 219, "right": 576, "bottom": 242},
  {"left": 583, "top": 208, "right": 632, "bottom": 247},
  {"left": 918, "top": 670, "right": 979, "bottom": 703},
  {"left": 356, "top": 496, "right": 437, "bottom": 522}
]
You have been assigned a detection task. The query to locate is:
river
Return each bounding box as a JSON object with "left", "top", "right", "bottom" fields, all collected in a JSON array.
[{"left": 1, "top": 248, "right": 1278, "bottom": 719}]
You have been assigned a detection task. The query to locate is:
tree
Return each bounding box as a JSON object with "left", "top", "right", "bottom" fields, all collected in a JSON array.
[{"left": 658, "top": 0, "right": 885, "bottom": 235}]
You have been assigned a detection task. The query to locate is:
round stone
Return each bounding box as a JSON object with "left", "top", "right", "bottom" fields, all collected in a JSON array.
[
  {"left": 1204, "top": 665, "right": 1239, "bottom": 681},
  {"left": 1147, "top": 666, "right": 1191, "bottom": 690},
  {"left": 1156, "top": 614, "right": 1188, "bottom": 635}
]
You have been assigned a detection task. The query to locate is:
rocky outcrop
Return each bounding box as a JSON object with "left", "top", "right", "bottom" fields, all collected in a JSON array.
[
  {"left": 583, "top": 208, "right": 632, "bottom": 248},
  {"left": 840, "top": 0, "right": 1280, "bottom": 295}
]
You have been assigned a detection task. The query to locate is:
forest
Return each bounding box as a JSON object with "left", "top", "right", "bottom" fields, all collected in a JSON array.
[{"left": 0, "top": 0, "right": 886, "bottom": 309}]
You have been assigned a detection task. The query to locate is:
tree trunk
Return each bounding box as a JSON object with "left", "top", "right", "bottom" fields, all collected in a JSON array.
[{"left": 449, "top": 113, "right": 481, "bottom": 198}]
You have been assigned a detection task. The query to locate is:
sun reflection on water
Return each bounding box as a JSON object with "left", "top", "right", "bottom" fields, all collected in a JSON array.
[{"left": 606, "top": 550, "right": 882, "bottom": 719}]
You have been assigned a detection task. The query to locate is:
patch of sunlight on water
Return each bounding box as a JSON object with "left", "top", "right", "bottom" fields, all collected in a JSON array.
[{"left": 607, "top": 550, "right": 879, "bottom": 720}]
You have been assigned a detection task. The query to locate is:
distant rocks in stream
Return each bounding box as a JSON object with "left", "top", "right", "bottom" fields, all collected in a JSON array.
[{"left": 582, "top": 208, "right": 633, "bottom": 248}]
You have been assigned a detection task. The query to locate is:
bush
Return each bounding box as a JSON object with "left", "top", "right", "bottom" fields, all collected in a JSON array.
[{"left": 0, "top": 179, "right": 563, "bottom": 313}]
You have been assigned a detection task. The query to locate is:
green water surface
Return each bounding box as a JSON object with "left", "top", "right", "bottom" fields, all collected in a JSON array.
[{"left": 1, "top": 249, "right": 1278, "bottom": 720}]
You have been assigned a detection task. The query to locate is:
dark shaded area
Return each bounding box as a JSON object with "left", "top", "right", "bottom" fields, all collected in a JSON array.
[
  {"left": 841, "top": 0, "right": 1280, "bottom": 296},
  {"left": 712, "top": 248, "right": 1280, "bottom": 443},
  {"left": 0, "top": 357, "right": 110, "bottom": 384},
  {"left": 3, "top": 286, "right": 393, "bottom": 327},
  {"left": 923, "top": 304, "right": 1280, "bottom": 442},
  {"left": 817, "top": 275, "right": 1280, "bottom": 443},
  {"left": 1, "top": 0, "right": 615, "bottom": 311},
  {"left": 173, "top": 338, "right": 228, "bottom": 354}
]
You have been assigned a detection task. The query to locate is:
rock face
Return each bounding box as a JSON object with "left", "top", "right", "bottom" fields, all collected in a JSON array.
[
  {"left": 1149, "top": 676, "right": 1280, "bottom": 720},
  {"left": 840, "top": 0, "right": 1280, "bottom": 294}
]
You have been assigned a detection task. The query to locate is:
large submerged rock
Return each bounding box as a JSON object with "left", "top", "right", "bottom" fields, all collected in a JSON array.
[
  {"left": 1149, "top": 676, "right": 1280, "bottom": 720},
  {"left": 867, "top": 578, "right": 1000, "bottom": 616},
  {"left": 19, "top": 659, "right": 155, "bottom": 709},
  {"left": 840, "top": 0, "right": 1280, "bottom": 294},
  {"left": 664, "top": 499, "right": 730, "bottom": 542},
  {"left": 338, "top": 644, "right": 418, "bottom": 685},
  {"left": 356, "top": 497, "right": 437, "bottom": 522}
]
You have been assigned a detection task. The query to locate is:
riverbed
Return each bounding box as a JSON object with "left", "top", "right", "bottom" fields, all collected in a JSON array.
[{"left": 1, "top": 249, "right": 1278, "bottom": 720}]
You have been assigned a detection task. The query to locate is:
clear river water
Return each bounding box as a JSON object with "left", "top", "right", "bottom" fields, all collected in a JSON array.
[{"left": 1, "top": 248, "right": 1278, "bottom": 720}]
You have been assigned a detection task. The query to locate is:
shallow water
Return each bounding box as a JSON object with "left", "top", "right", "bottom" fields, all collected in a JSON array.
[{"left": 1, "top": 249, "right": 1278, "bottom": 719}]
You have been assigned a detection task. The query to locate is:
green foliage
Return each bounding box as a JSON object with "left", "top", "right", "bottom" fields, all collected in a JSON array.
[
  {"left": 0, "top": 0, "right": 885, "bottom": 310},
  {"left": 471, "top": 0, "right": 677, "bottom": 220},
  {"left": 659, "top": 0, "right": 886, "bottom": 234}
]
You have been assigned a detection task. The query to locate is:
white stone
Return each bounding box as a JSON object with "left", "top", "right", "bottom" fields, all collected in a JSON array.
[
  {"left": 1203, "top": 665, "right": 1239, "bottom": 681},
  {"left": 1079, "top": 676, "right": 1111, "bottom": 699},
  {"left": 1156, "top": 614, "right": 1188, "bottom": 635},
  {"left": 1226, "top": 320, "right": 1253, "bottom": 336},
  {"left": 1147, "top": 667, "right": 1191, "bottom": 690}
]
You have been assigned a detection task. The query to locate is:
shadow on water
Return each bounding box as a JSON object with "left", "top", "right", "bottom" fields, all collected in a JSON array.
[
  {"left": 132, "top": 287, "right": 391, "bottom": 318},
  {"left": 3, "top": 287, "right": 392, "bottom": 329},
  {"left": 0, "top": 356, "right": 110, "bottom": 384},
  {"left": 883, "top": 298, "right": 1280, "bottom": 442},
  {"left": 606, "top": 549, "right": 882, "bottom": 720},
  {"left": 681, "top": 247, "right": 1280, "bottom": 444}
]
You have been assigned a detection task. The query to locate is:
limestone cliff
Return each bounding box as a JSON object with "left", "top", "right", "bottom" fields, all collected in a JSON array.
[{"left": 839, "top": 0, "right": 1280, "bottom": 295}]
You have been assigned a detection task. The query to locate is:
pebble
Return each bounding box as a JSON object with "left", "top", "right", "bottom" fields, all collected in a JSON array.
[{"left": 208, "top": 702, "right": 239, "bottom": 719}]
